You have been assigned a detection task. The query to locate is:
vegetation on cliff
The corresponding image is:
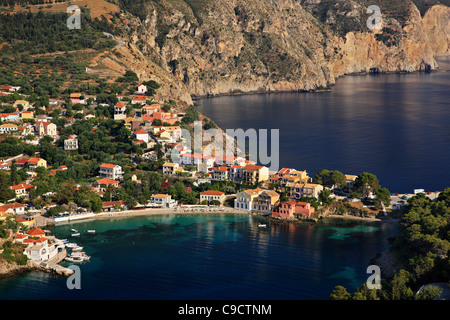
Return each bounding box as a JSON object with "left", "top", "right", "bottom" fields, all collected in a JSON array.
[{"left": 330, "top": 188, "right": 450, "bottom": 300}]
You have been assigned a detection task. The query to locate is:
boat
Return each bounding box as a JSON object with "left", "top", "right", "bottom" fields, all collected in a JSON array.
[
  {"left": 71, "top": 229, "right": 78, "bottom": 232},
  {"left": 87, "top": 230, "right": 96, "bottom": 234},
  {"left": 71, "top": 233, "right": 80, "bottom": 237},
  {"left": 72, "top": 246, "right": 84, "bottom": 251},
  {"left": 258, "top": 224, "right": 267, "bottom": 228},
  {"left": 65, "top": 243, "right": 78, "bottom": 248},
  {"left": 71, "top": 252, "right": 90, "bottom": 260},
  {"left": 65, "top": 256, "right": 84, "bottom": 262}
]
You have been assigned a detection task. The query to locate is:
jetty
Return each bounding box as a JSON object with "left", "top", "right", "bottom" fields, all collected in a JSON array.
[{"left": 36, "top": 248, "right": 74, "bottom": 276}]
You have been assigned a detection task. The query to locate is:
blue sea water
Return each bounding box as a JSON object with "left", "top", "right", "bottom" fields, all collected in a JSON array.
[
  {"left": 195, "top": 60, "right": 450, "bottom": 193},
  {"left": 0, "top": 214, "right": 398, "bottom": 300}
]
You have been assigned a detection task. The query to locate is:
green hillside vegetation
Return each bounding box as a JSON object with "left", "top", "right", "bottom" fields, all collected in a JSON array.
[{"left": 330, "top": 188, "right": 450, "bottom": 300}]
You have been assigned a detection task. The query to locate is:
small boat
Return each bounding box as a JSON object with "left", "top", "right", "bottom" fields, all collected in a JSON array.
[
  {"left": 65, "top": 243, "right": 78, "bottom": 248},
  {"left": 71, "top": 252, "right": 90, "bottom": 260},
  {"left": 65, "top": 256, "right": 84, "bottom": 262},
  {"left": 71, "top": 233, "right": 80, "bottom": 237},
  {"left": 72, "top": 246, "right": 84, "bottom": 251},
  {"left": 258, "top": 224, "right": 267, "bottom": 228},
  {"left": 87, "top": 230, "right": 96, "bottom": 234},
  {"left": 71, "top": 229, "right": 78, "bottom": 232}
]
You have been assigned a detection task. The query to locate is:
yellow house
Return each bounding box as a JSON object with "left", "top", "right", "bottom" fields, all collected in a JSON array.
[
  {"left": 16, "top": 217, "right": 35, "bottom": 227},
  {"left": 28, "top": 157, "right": 47, "bottom": 169},
  {"left": 20, "top": 111, "right": 34, "bottom": 120}
]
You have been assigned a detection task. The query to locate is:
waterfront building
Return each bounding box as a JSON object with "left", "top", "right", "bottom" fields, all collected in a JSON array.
[
  {"left": 292, "top": 182, "right": 324, "bottom": 200},
  {"left": 234, "top": 188, "right": 264, "bottom": 212},
  {"left": 252, "top": 190, "right": 280, "bottom": 216},
  {"left": 150, "top": 194, "right": 176, "bottom": 208},
  {"left": 200, "top": 190, "right": 225, "bottom": 204},
  {"left": 272, "top": 200, "right": 315, "bottom": 219}
]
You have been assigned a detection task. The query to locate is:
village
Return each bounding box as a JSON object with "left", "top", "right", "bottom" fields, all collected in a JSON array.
[{"left": 0, "top": 79, "right": 439, "bottom": 270}]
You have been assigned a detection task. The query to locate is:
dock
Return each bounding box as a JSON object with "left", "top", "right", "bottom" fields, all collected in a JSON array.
[{"left": 37, "top": 249, "right": 74, "bottom": 276}]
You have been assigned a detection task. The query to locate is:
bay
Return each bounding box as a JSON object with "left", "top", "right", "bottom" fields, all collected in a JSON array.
[
  {"left": 195, "top": 58, "right": 450, "bottom": 193},
  {"left": 0, "top": 214, "right": 398, "bottom": 300}
]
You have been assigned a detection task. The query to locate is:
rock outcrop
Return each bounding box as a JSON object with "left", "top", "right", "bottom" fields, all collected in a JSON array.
[{"left": 104, "top": 0, "right": 449, "bottom": 101}]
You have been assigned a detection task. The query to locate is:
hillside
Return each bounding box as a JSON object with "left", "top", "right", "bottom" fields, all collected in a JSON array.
[{"left": 0, "top": 0, "right": 449, "bottom": 102}]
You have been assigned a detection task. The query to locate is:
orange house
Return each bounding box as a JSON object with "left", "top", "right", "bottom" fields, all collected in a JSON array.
[{"left": 272, "top": 200, "right": 315, "bottom": 219}]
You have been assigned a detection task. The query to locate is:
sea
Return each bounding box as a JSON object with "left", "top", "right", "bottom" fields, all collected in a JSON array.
[
  {"left": 0, "top": 214, "right": 398, "bottom": 300},
  {"left": 196, "top": 55, "right": 450, "bottom": 194}
]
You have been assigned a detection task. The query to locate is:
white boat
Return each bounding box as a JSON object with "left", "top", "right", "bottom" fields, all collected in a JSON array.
[
  {"left": 65, "top": 243, "right": 78, "bottom": 248},
  {"left": 71, "top": 252, "right": 90, "bottom": 260},
  {"left": 258, "top": 224, "right": 267, "bottom": 228},
  {"left": 71, "top": 229, "right": 78, "bottom": 232},
  {"left": 72, "top": 246, "right": 84, "bottom": 251},
  {"left": 87, "top": 230, "right": 96, "bottom": 234},
  {"left": 71, "top": 233, "right": 80, "bottom": 237},
  {"left": 65, "top": 256, "right": 84, "bottom": 262}
]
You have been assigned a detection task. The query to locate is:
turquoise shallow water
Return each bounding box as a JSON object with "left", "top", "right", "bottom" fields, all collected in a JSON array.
[{"left": 0, "top": 214, "right": 398, "bottom": 300}]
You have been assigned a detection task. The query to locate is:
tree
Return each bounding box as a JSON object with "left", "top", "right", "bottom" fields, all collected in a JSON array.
[
  {"left": 319, "top": 189, "right": 333, "bottom": 206},
  {"left": 354, "top": 172, "right": 380, "bottom": 197},
  {"left": 415, "top": 285, "right": 443, "bottom": 300},
  {"left": 329, "top": 286, "right": 351, "bottom": 300},
  {"left": 375, "top": 187, "right": 391, "bottom": 209},
  {"left": 0, "top": 171, "right": 15, "bottom": 202}
]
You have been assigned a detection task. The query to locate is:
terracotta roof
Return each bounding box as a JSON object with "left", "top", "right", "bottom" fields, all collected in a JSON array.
[
  {"left": 28, "top": 228, "right": 45, "bottom": 236},
  {"left": 151, "top": 194, "right": 171, "bottom": 199},
  {"left": 243, "top": 164, "right": 264, "bottom": 171},
  {"left": 95, "top": 178, "right": 119, "bottom": 185},
  {"left": 11, "top": 183, "right": 34, "bottom": 191},
  {"left": 134, "top": 128, "right": 147, "bottom": 135},
  {"left": 100, "top": 163, "right": 118, "bottom": 169},
  {"left": 200, "top": 190, "right": 224, "bottom": 196},
  {"left": 1, "top": 202, "right": 26, "bottom": 209}
]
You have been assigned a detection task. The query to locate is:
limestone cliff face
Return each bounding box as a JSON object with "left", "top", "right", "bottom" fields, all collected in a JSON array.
[{"left": 109, "top": 0, "right": 449, "bottom": 101}]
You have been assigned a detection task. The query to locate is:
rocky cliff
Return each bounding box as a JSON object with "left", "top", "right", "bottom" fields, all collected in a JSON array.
[{"left": 104, "top": 0, "right": 449, "bottom": 102}]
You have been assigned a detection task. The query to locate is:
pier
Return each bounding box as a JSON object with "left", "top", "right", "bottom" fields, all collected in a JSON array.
[{"left": 37, "top": 249, "right": 74, "bottom": 276}]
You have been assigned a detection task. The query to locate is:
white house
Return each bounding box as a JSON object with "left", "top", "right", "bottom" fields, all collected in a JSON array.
[
  {"left": 99, "top": 163, "right": 123, "bottom": 180},
  {"left": 137, "top": 84, "right": 148, "bottom": 94},
  {"left": 150, "top": 194, "right": 176, "bottom": 208},
  {"left": 133, "top": 128, "right": 149, "bottom": 143}
]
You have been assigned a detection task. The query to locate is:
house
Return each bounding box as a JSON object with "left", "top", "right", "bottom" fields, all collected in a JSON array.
[
  {"left": 114, "top": 102, "right": 127, "bottom": 120},
  {"left": 70, "top": 93, "right": 84, "bottom": 104},
  {"left": 0, "top": 161, "right": 11, "bottom": 171},
  {"left": 35, "top": 121, "right": 57, "bottom": 137},
  {"left": 150, "top": 194, "right": 176, "bottom": 208},
  {"left": 0, "top": 113, "right": 20, "bottom": 122},
  {"left": 23, "top": 232, "right": 61, "bottom": 263},
  {"left": 162, "top": 162, "right": 179, "bottom": 175},
  {"left": 14, "top": 159, "right": 28, "bottom": 170},
  {"left": 0, "top": 202, "right": 26, "bottom": 215},
  {"left": 0, "top": 207, "right": 11, "bottom": 221},
  {"left": 252, "top": 190, "right": 280, "bottom": 216},
  {"left": 10, "top": 184, "right": 34, "bottom": 198},
  {"left": 28, "top": 228, "right": 46, "bottom": 238},
  {"left": 272, "top": 200, "right": 315, "bottom": 219},
  {"left": 14, "top": 233, "right": 29, "bottom": 243},
  {"left": 200, "top": 190, "right": 225, "bottom": 204},
  {"left": 14, "top": 100, "right": 30, "bottom": 110},
  {"left": 102, "top": 200, "right": 126, "bottom": 212},
  {"left": 131, "top": 96, "right": 148, "bottom": 105},
  {"left": 122, "top": 117, "right": 140, "bottom": 131},
  {"left": 234, "top": 188, "right": 264, "bottom": 212},
  {"left": 211, "top": 166, "right": 230, "bottom": 181},
  {"left": 99, "top": 163, "right": 123, "bottom": 180},
  {"left": 292, "top": 183, "right": 324, "bottom": 200},
  {"left": 241, "top": 165, "right": 269, "bottom": 185},
  {"left": 64, "top": 135, "right": 78, "bottom": 151},
  {"left": 136, "top": 84, "right": 148, "bottom": 94},
  {"left": 180, "top": 153, "right": 216, "bottom": 172},
  {"left": 27, "top": 158, "right": 47, "bottom": 170},
  {"left": 92, "top": 178, "right": 120, "bottom": 192},
  {"left": 229, "top": 165, "right": 242, "bottom": 182},
  {"left": 344, "top": 174, "right": 358, "bottom": 193},
  {"left": 20, "top": 111, "right": 34, "bottom": 120},
  {"left": 0, "top": 123, "right": 18, "bottom": 134},
  {"left": 133, "top": 128, "right": 149, "bottom": 143}
]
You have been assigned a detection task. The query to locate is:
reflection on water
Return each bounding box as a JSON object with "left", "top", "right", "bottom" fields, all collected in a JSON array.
[
  {"left": 196, "top": 70, "right": 450, "bottom": 193},
  {"left": 0, "top": 214, "right": 399, "bottom": 300}
]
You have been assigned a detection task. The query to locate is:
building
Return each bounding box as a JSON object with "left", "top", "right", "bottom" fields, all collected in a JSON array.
[
  {"left": 150, "top": 194, "right": 176, "bottom": 208},
  {"left": 35, "top": 121, "right": 57, "bottom": 137},
  {"left": 241, "top": 165, "right": 269, "bottom": 185},
  {"left": 64, "top": 135, "right": 78, "bottom": 151},
  {"left": 344, "top": 174, "right": 358, "bottom": 193},
  {"left": 92, "top": 178, "right": 120, "bottom": 192},
  {"left": 133, "top": 128, "right": 149, "bottom": 143},
  {"left": 0, "top": 202, "right": 26, "bottom": 215},
  {"left": 114, "top": 102, "right": 127, "bottom": 120},
  {"left": 99, "top": 163, "right": 123, "bottom": 181},
  {"left": 14, "top": 100, "right": 30, "bottom": 110},
  {"left": 27, "top": 157, "right": 47, "bottom": 170},
  {"left": 136, "top": 84, "right": 148, "bottom": 94},
  {"left": 252, "top": 190, "right": 280, "bottom": 216},
  {"left": 234, "top": 188, "right": 264, "bottom": 212},
  {"left": 131, "top": 96, "right": 148, "bottom": 105},
  {"left": 229, "top": 165, "right": 242, "bottom": 182},
  {"left": 272, "top": 200, "right": 315, "bottom": 219},
  {"left": 200, "top": 190, "right": 225, "bottom": 204},
  {"left": 211, "top": 166, "right": 230, "bottom": 181},
  {"left": 0, "top": 113, "right": 20, "bottom": 122},
  {"left": 162, "top": 162, "right": 179, "bottom": 175},
  {"left": 102, "top": 200, "right": 126, "bottom": 212},
  {"left": 23, "top": 229, "right": 62, "bottom": 263},
  {"left": 292, "top": 183, "right": 324, "bottom": 200},
  {"left": 10, "top": 184, "right": 34, "bottom": 198},
  {"left": 0, "top": 123, "right": 18, "bottom": 134},
  {"left": 122, "top": 117, "right": 140, "bottom": 131}
]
